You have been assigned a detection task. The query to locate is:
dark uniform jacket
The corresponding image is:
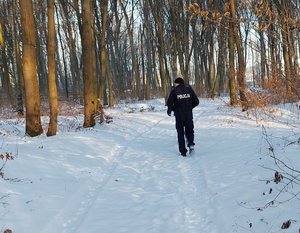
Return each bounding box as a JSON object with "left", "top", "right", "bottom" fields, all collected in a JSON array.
[{"left": 167, "top": 84, "right": 199, "bottom": 116}]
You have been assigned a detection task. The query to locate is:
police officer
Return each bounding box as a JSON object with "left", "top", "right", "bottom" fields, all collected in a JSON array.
[{"left": 167, "top": 77, "right": 199, "bottom": 156}]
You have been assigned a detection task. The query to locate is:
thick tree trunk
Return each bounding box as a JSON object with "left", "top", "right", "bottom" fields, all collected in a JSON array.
[
  {"left": 20, "top": 0, "right": 43, "bottom": 137},
  {"left": 81, "top": 0, "right": 97, "bottom": 128},
  {"left": 46, "top": 0, "right": 58, "bottom": 136}
]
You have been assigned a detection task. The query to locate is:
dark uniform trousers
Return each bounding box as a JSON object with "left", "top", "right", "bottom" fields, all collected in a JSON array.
[{"left": 175, "top": 111, "right": 194, "bottom": 154}]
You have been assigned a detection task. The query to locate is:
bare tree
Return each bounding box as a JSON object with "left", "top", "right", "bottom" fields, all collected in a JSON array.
[
  {"left": 227, "top": 0, "right": 238, "bottom": 106},
  {"left": 19, "top": 0, "right": 43, "bottom": 136},
  {"left": 59, "top": 0, "right": 82, "bottom": 100},
  {"left": 46, "top": 0, "right": 58, "bottom": 136},
  {"left": 118, "top": 0, "right": 140, "bottom": 98},
  {"left": 12, "top": 0, "right": 24, "bottom": 115},
  {"left": 97, "top": 0, "right": 109, "bottom": 105},
  {"left": 230, "top": 0, "right": 248, "bottom": 110},
  {"left": 81, "top": 0, "right": 97, "bottom": 128},
  {"left": 148, "top": 0, "right": 169, "bottom": 103}
]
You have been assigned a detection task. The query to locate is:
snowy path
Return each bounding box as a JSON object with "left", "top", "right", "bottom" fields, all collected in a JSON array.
[
  {"left": 3, "top": 98, "right": 298, "bottom": 233},
  {"left": 73, "top": 113, "right": 218, "bottom": 233},
  {"left": 37, "top": 102, "right": 221, "bottom": 233}
]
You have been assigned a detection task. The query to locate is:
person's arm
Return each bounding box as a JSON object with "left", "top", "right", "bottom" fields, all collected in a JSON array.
[
  {"left": 167, "top": 90, "right": 175, "bottom": 116},
  {"left": 190, "top": 88, "right": 199, "bottom": 108}
]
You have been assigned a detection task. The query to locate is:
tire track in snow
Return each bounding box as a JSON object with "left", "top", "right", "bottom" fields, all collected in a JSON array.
[
  {"left": 70, "top": 115, "right": 170, "bottom": 232},
  {"left": 41, "top": 114, "right": 169, "bottom": 233},
  {"left": 39, "top": 143, "right": 123, "bottom": 233}
]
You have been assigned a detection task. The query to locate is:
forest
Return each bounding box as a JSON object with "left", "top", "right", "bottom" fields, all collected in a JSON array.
[{"left": 0, "top": 0, "right": 300, "bottom": 136}]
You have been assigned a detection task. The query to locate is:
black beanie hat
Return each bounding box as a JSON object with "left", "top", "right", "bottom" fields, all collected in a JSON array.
[{"left": 174, "top": 77, "right": 184, "bottom": 85}]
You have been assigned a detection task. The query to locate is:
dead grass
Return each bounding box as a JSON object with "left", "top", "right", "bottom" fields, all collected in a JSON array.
[
  {"left": 0, "top": 98, "right": 84, "bottom": 119},
  {"left": 244, "top": 77, "right": 299, "bottom": 110}
]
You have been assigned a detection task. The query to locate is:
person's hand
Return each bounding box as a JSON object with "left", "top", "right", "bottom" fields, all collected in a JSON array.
[{"left": 167, "top": 109, "right": 171, "bottom": 116}]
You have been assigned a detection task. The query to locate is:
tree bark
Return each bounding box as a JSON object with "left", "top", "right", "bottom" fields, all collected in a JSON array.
[
  {"left": 229, "top": 0, "right": 248, "bottom": 110},
  {"left": 258, "top": 27, "right": 267, "bottom": 88},
  {"left": 227, "top": 3, "right": 237, "bottom": 106},
  {"left": 216, "top": 23, "right": 226, "bottom": 95},
  {"left": 12, "top": 0, "right": 24, "bottom": 115},
  {"left": 143, "top": 0, "right": 153, "bottom": 99},
  {"left": 20, "top": 0, "right": 43, "bottom": 137},
  {"left": 46, "top": 0, "right": 58, "bottom": 136},
  {"left": 274, "top": 0, "right": 292, "bottom": 93},
  {"left": 0, "top": 21, "right": 14, "bottom": 107},
  {"left": 81, "top": 0, "right": 97, "bottom": 127},
  {"left": 98, "top": 0, "right": 109, "bottom": 105}
]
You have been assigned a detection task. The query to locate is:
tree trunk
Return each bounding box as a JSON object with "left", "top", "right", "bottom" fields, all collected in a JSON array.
[
  {"left": 228, "top": 11, "right": 237, "bottom": 106},
  {"left": 81, "top": 0, "right": 97, "bottom": 128},
  {"left": 259, "top": 28, "right": 267, "bottom": 88},
  {"left": 20, "top": 0, "right": 43, "bottom": 137},
  {"left": 119, "top": 0, "right": 139, "bottom": 99},
  {"left": 149, "top": 0, "right": 168, "bottom": 103},
  {"left": 281, "top": 24, "right": 292, "bottom": 93},
  {"left": 0, "top": 21, "right": 14, "bottom": 107},
  {"left": 12, "top": 0, "right": 24, "bottom": 115},
  {"left": 143, "top": 0, "right": 153, "bottom": 100},
  {"left": 55, "top": 7, "right": 69, "bottom": 99},
  {"left": 97, "top": 0, "right": 109, "bottom": 105},
  {"left": 107, "top": 63, "right": 114, "bottom": 107},
  {"left": 230, "top": 0, "right": 248, "bottom": 110},
  {"left": 36, "top": 30, "right": 48, "bottom": 97},
  {"left": 216, "top": 19, "right": 226, "bottom": 95},
  {"left": 274, "top": 0, "right": 292, "bottom": 93},
  {"left": 268, "top": 16, "right": 278, "bottom": 82},
  {"left": 46, "top": 0, "right": 58, "bottom": 136},
  {"left": 59, "top": 0, "right": 81, "bottom": 100},
  {"left": 192, "top": 21, "right": 201, "bottom": 95},
  {"left": 140, "top": 25, "right": 146, "bottom": 100},
  {"left": 208, "top": 28, "right": 216, "bottom": 98}
]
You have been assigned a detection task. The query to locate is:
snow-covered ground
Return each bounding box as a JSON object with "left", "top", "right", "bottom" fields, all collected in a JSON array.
[{"left": 0, "top": 98, "right": 299, "bottom": 233}]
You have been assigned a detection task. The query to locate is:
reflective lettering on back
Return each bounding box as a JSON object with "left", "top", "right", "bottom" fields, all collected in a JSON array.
[{"left": 177, "top": 93, "right": 191, "bottom": 99}]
